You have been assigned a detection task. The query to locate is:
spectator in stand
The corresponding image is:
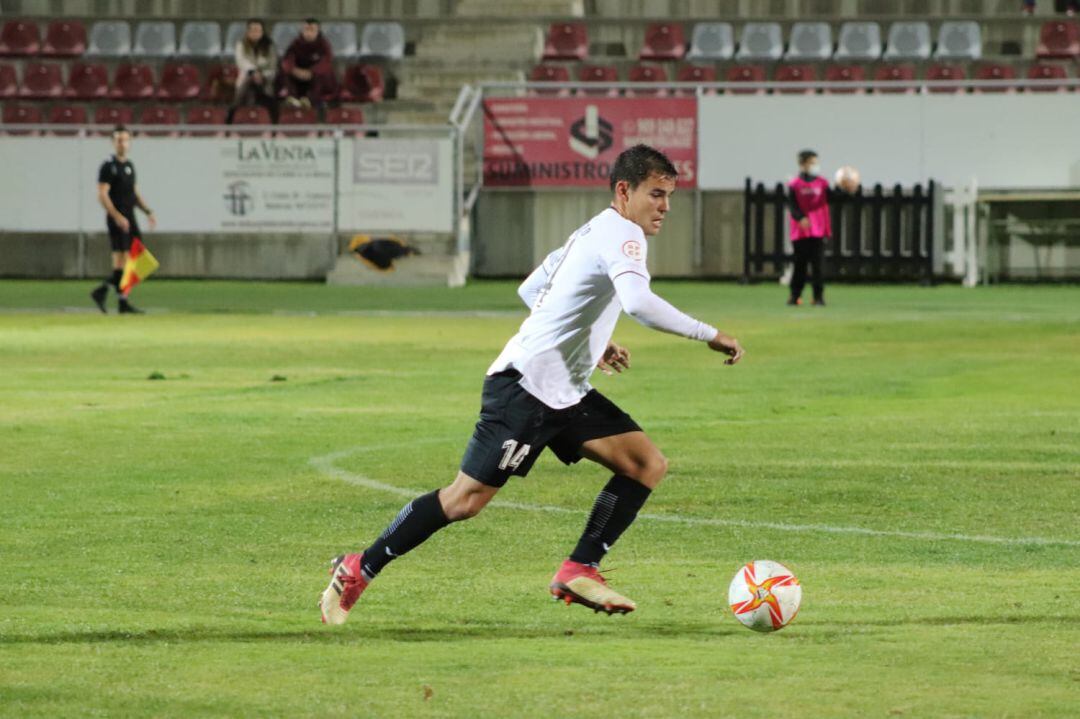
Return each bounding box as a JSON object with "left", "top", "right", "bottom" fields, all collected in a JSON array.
[
  {"left": 1022, "top": 0, "right": 1078, "bottom": 15},
  {"left": 278, "top": 18, "right": 337, "bottom": 110},
  {"left": 230, "top": 19, "right": 277, "bottom": 123}
]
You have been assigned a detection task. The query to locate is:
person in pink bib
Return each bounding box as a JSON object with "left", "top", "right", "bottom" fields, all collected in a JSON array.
[{"left": 786, "top": 149, "right": 831, "bottom": 306}]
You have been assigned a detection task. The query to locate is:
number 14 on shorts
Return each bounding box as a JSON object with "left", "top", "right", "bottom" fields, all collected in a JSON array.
[{"left": 498, "top": 440, "right": 532, "bottom": 470}]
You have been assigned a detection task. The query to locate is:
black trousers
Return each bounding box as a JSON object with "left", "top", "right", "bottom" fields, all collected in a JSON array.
[{"left": 791, "top": 237, "right": 825, "bottom": 301}]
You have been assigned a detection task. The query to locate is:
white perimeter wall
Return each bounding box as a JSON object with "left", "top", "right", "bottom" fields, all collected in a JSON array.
[{"left": 698, "top": 93, "right": 1080, "bottom": 190}]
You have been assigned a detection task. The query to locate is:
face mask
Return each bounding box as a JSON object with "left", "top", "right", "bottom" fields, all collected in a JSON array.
[{"left": 806, "top": 163, "right": 820, "bottom": 176}]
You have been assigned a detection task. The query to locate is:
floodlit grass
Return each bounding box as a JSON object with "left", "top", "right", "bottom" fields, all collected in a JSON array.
[{"left": 1, "top": 280, "right": 1078, "bottom": 718}]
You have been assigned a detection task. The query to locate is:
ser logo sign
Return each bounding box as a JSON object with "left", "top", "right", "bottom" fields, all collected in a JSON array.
[
  {"left": 568, "top": 104, "right": 613, "bottom": 159},
  {"left": 355, "top": 140, "right": 439, "bottom": 185}
]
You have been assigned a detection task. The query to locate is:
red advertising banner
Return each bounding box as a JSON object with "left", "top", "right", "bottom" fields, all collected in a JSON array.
[{"left": 483, "top": 97, "right": 698, "bottom": 188}]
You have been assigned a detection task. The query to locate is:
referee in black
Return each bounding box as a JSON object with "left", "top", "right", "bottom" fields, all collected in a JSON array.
[{"left": 90, "top": 125, "right": 156, "bottom": 314}]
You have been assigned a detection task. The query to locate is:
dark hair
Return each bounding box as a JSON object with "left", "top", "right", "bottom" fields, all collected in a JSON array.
[
  {"left": 112, "top": 124, "right": 129, "bottom": 136},
  {"left": 609, "top": 144, "right": 677, "bottom": 192},
  {"left": 243, "top": 18, "right": 272, "bottom": 54},
  {"left": 798, "top": 149, "right": 818, "bottom": 164},
  {"left": 304, "top": 17, "right": 320, "bottom": 26}
]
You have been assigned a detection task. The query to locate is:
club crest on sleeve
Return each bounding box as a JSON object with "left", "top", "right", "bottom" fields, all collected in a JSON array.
[{"left": 622, "top": 240, "right": 643, "bottom": 261}]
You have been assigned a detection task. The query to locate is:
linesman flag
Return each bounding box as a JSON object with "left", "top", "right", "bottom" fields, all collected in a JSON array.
[{"left": 120, "top": 238, "right": 160, "bottom": 293}]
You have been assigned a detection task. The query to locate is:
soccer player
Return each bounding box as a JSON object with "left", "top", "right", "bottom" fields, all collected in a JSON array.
[
  {"left": 320, "top": 144, "right": 744, "bottom": 623},
  {"left": 90, "top": 125, "right": 156, "bottom": 314}
]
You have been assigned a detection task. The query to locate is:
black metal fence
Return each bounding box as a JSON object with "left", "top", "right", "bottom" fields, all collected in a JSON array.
[{"left": 743, "top": 178, "right": 936, "bottom": 283}]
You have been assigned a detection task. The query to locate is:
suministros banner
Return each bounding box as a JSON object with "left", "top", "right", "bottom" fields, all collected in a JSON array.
[{"left": 483, "top": 97, "right": 697, "bottom": 188}]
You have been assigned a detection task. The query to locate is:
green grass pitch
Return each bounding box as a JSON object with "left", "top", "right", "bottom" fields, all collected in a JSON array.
[{"left": 1, "top": 280, "right": 1078, "bottom": 718}]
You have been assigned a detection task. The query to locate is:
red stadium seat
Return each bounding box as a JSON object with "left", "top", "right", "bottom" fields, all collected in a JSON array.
[
  {"left": 0, "top": 63, "right": 17, "bottom": 97},
  {"left": 577, "top": 64, "right": 619, "bottom": 96},
  {"left": 185, "top": 104, "right": 227, "bottom": 135},
  {"left": 542, "top": 22, "right": 588, "bottom": 61},
  {"left": 824, "top": 63, "right": 866, "bottom": 94},
  {"left": 774, "top": 64, "right": 818, "bottom": 94},
  {"left": 111, "top": 63, "right": 155, "bottom": 100},
  {"left": 326, "top": 105, "right": 365, "bottom": 128},
  {"left": 19, "top": 61, "right": 64, "bottom": 99},
  {"left": 66, "top": 61, "right": 109, "bottom": 100},
  {"left": 873, "top": 64, "right": 917, "bottom": 94},
  {"left": 203, "top": 63, "right": 238, "bottom": 103},
  {"left": 973, "top": 62, "right": 1016, "bottom": 93},
  {"left": 640, "top": 22, "right": 686, "bottom": 61},
  {"left": 0, "top": 20, "right": 41, "bottom": 56},
  {"left": 230, "top": 105, "right": 272, "bottom": 136},
  {"left": 340, "top": 64, "right": 384, "bottom": 103},
  {"left": 41, "top": 20, "right": 87, "bottom": 57},
  {"left": 94, "top": 105, "right": 134, "bottom": 127},
  {"left": 529, "top": 64, "right": 571, "bottom": 96},
  {"left": 1026, "top": 63, "right": 1069, "bottom": 92},
  {"left": 157, "top": 62, "right": 201, "bottom": 101},
  {"left": 626, "top": 63, "right": 668, "bottom": 96},
  {"left": 674, "top": 64, "right": 717, "bottom": 96},
  {"left": 278, "top": 105, "right": 318, "bottom": 136},
  {"left": 1035, "top": 20, "right": 1080, "bottom": 59},
  {"left": 926, "top": 63, "right": 965, "bottom": 93},
  {"left": 45, "top": 104, "right": 87, "bottom": 134},
  {"left": 725, "top": 64, "right": 766, "bottom": 94},
  {"left": 1, "top": 103, "right": 42, "bottom": 134},
  {"left": 140, "top": 104, "right": 181, "bottom": 136}
]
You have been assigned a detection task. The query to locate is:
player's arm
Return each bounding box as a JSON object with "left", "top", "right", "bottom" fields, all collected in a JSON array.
[
  {"left": 613, "top": 271, "right": 744, "bottom": 365},
  {"left": 97, "top": 182, "right": 129, "bottom": 232},
  {"left": 134, "top": 187, "right": 157, "bottom": 229}
]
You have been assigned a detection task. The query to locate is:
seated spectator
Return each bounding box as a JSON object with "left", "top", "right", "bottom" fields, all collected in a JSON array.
[
  {"left": 278, "top": 18, "right": 336, "bottom": 109},
  {"left": 231, "top": 18, "right": 277, "bottom": 123}
]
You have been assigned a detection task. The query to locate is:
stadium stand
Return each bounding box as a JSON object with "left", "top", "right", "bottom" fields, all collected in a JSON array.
[
  {"left": 725, "top": 64, "right": 767, "bottom": 94},
  {"left": 230, "top": 104, "right": 272, "bottom": 136},
  {"left": 824, "top": 63, "right": 867, "bottom": 93},
  {"left": 0, "top": 63, "right": 18, "bottom": 97},
  {"left": 736, "top": 22, "right": 783, "bottom": 61},
  {"left": 926, "top": 63, "right": 966, "bottom": 92},
  {"left": 542, "top": 22, "right": 588, "bottom": 61},
  {"left": 974, "top": 62, "right": 1017, "bottom": 92},
  {"left": 19, "top": 61, "right": 64, "bottom": 99},
  {"left": 93, "top": 105, "right": 133, "bottom": 126},
  {"left": 271, "top": 22, "right": 303, "bottom": 53},
  {"left": 626, "top": 63, "right": 668, "bottom": 96},
  {"left": 1026, "top": 62, "right": 1068, "bottom": 91},
  {"left": 874, "top": 64, "right": 917, "bottom": 93},
  {"left": 0, "top": 19, "right": 41, "bottom": 56},
  {"left": 674, "top": 63, "right": 716, "bottom": 95},
  {"left": 834, "top": 21, "right": 882, "bottom": 60},
  {"left": 179, "top": 22, "right": 222, "bottom": 58},
  {"left": 45, "top": 103, "right": 86, "bottom": 134},
  {"left": 278, "top": 104, "right": 319, "bottom": 136},
  {"left": 784, "top": 22, "right": 833, "bottom": 61},
  {"left": 686, "top": 22, "right": 734, "bottom": 60},
  {"left": 1035, "top": 20, "right": 1080, "bottom": 58},
  {"left": 358, "top": 22, "right": 406, "bottom": 60},
  {"left": 639, "top": 22, "right": 686, "bottom": 60},
  {"left": 2, "top": 103, "right": 41, "bottom": 134},
  {"left": 221, "top": 21, "right": 247, "bottom": 58},
  {"left": 934, "top": 21, "right": 981, "bottom": 60},
  {"left": 325, "top": 105, "right": 365, "bottom": 127},
  {"left": 133, "top": 21, "right": 178, "bottom": 57},
  {"left": 66, "top": 61, "right": 110, "bottom": 100},
  {"left": 157, "top": 62, "right": 202, "bottom": 101},
  {"left": 86, "top": 21, "right": 131, "bottom": 57},
  {"left": 111, "top": 62, "right": 155, "bottom": 100},
  {"left": 322, "top": 21, "right": 358, "bottom": 58},
  {"left": 530, "top": 64, "right": 572, "bottom": 96},
  {"left": 884, "top": 21, "right": 932, "bottom": 60},
  {"left": 185, "top": 104, "right": 228, "bottom": 135},
  {"left": 577, "top": 63, "right": 619, "bottom": 95},
  {"left": 140, "top": 104, "right": 182, "bottom": 133},
  {"left": 774, "top": 64, "right": 818, "bottom": 93},
  {"left": 203, "top": 63, "right": 238, "bottom": 103},
  {"left": 41, "top": 20, "right": 87, "bottom": 57}
]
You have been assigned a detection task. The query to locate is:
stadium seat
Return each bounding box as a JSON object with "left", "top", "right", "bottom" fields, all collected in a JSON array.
[
  {"left": 686, "top": 22, "right": 734, "bottom": 60},
  {"left": 0, "top": 63, "right": 18, "bottom": 97},
  {"left": 87, "top": 21, "right": 131, "bottom": 57},
  {"left": 639, "top": 22, "right": 686, "bottom": 61},
  {"left": 529, "top": 64, "right": 571, "bottom": 96},
  {"left": 785, "top": 22, "right": 832, "bottom": 61},
  {"left": 873, "top": 64, "right": 917, "bottom": 93},
  {"left": 834, "top": 21, "right": 882, "bottom": 60},
  {"left": 973, "top": 62, "right": 1016, "bottom": 93},
  {"left": 278, "top": 105, "right": 319, "bottom": 136},
  {"left": 736, "top": 22, "right": 783, "bottom": 61},
  {"left": 93, "top": 105, "right": 134, "bottom": 130},
  {"left": 1, "top": 103, "right": 42, "bottom": 134},
  {"left": 824, "top": 64, "right": 866, "bottom": 93},
  {"left": 774, "top": 64, "right": 818, "bottom": 94},
  {"left": 934, "top": 21, "right": 981, "bottom": 60},
  {"left": 322, "top": 22, "right": 358, "bottom": 57},
  {"left": 542, "top": 22, "right": 588, "bottom": 61},
  {"left": 626, "top": 64, "right": 668, "bottom": 96},
  {"left": 111, "top": 62, "right": 155, "bottom": 100},
  {"left": 325, "top": 105, "right": 365, "bottom": 127},
  {"left": 66, "top": 61, "right": 109, "bottom": 100},
  {"left": 358, "top": 22, "right": 405, "bottom": 60},
  {"left": 230, "top": 105, "right": 272, "bottom": 137},
  {"left": 1026, "top": 63, "right": 1069, "bottom": 92},
  {"left": 1036, "top": 20, "right": 1080, "bottom": 59},
  {"left": 179, "top": 22, "right": 222, "bottom": 58},
  {"left": 725, "top": 64, "right": 767, "bottom": 94},
  {"left": 157, "top": 62, "right": 201, "bottom": 100},
  {"left": 41, "top": 20, "right": 87, "bottom": 57},
  {"left": 0, "top": 19, "right": 41, "bottom": 56},
  {"left": 222, "top": 21, "right": 246, "bottom": 58},
  {"left": 45, "top": 104, "right": 87, "bottom": 134},
  {"left": 884, "top": 22, "right": 931, "bottom": 60},
  {"left": 140, "top": 104, "right": 181, "bottom": 136},
  {"left": 133, "top": 21, "right": 176, "bottom": 57},
  {"left": 203, "top": 63, "right": 238, "bottom": 102},
  {"left": 674, "top": 64, "right": 716, "bottom": 95},
  {"left": 272, "top": 22, "right": 304, "bottom": 53},
  {"left": 19, "top": 61, "right": 64, "bottom": 99},
  {"left": 926, "top": 63, "right": 966, "bottom": 93},
  {"left": 577, "top": 64, "right": 619, "bottom": 96},
  {"left": 340, "top": 64, "right": 385, "bottom": 102},
  {"left": 185, "top": 105, "right": 227, "bottom": 136}
]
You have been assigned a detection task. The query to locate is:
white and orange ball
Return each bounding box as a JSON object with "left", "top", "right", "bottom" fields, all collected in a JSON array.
[
  {"left": 834, "top": 165, "right": 861, "bottom": 193},
  {"left": 728, "top": 559, "right": 802, "bottom": 632}
]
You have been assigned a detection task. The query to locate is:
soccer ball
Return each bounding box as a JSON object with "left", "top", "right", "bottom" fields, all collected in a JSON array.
[
  {"left": 834, "top": 165, "right": 861, "bottom": 193},
  {"left": 728, "top": 560, "right": 802, "bottom": 632}
]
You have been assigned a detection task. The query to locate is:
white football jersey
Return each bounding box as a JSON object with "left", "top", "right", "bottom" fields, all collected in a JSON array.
[{"left": 488, "top": 207, "right": 649, "bottom": 409}]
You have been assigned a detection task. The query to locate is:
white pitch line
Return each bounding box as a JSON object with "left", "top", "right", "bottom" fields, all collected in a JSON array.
[{"left": 309, "top": 445, "right": 1080, "bottom": 549}]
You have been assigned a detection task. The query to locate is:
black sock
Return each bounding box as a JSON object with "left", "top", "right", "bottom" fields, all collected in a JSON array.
[
  {"left": 361, "top": 489, "right": 450, "bottom": 580},
  {"left": 108, "top": 269, "right": 122, "bottom": 292},
  {"left": 569, "top": 475, "right": 652, "bottom": 567}
]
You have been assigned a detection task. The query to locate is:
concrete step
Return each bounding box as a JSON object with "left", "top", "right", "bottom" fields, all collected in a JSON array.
[
  {"left": 415, "top": 25, "right": 543, "bottom": 61},
  {"left": 455, "top": 0, "right": 583, "bottom": 16}
]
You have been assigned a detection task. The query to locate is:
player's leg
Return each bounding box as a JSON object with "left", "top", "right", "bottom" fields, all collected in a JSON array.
[
  {"left": 90, "top": 230, "right": 126, "bottom": 312},
  {"left": 789, "top": 239, "right": 809, "bottom": 305},
  {"left": 809, "top": 237, "right": 826, "bottom": 305}
]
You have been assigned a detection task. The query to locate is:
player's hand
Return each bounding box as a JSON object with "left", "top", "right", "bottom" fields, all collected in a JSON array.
[
  {"left": 597, "top": 341, "right": 631, "bottom": 375},
  {"left": 708, "top": 332, "right": 744, "bottom": 365},
  {"left": 798, "top": 218, "right": 811, "bottom": 230},
  {"left": 114, "top": 215, "right": 130, "bottom": 232},
  {"left": 147, "top": 213, "right": 157, "bottom": 230}
]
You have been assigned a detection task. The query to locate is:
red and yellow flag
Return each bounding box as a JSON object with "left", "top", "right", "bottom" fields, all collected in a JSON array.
[{"left": 119, "top": 238, "right": 160, "bottom": 294}]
